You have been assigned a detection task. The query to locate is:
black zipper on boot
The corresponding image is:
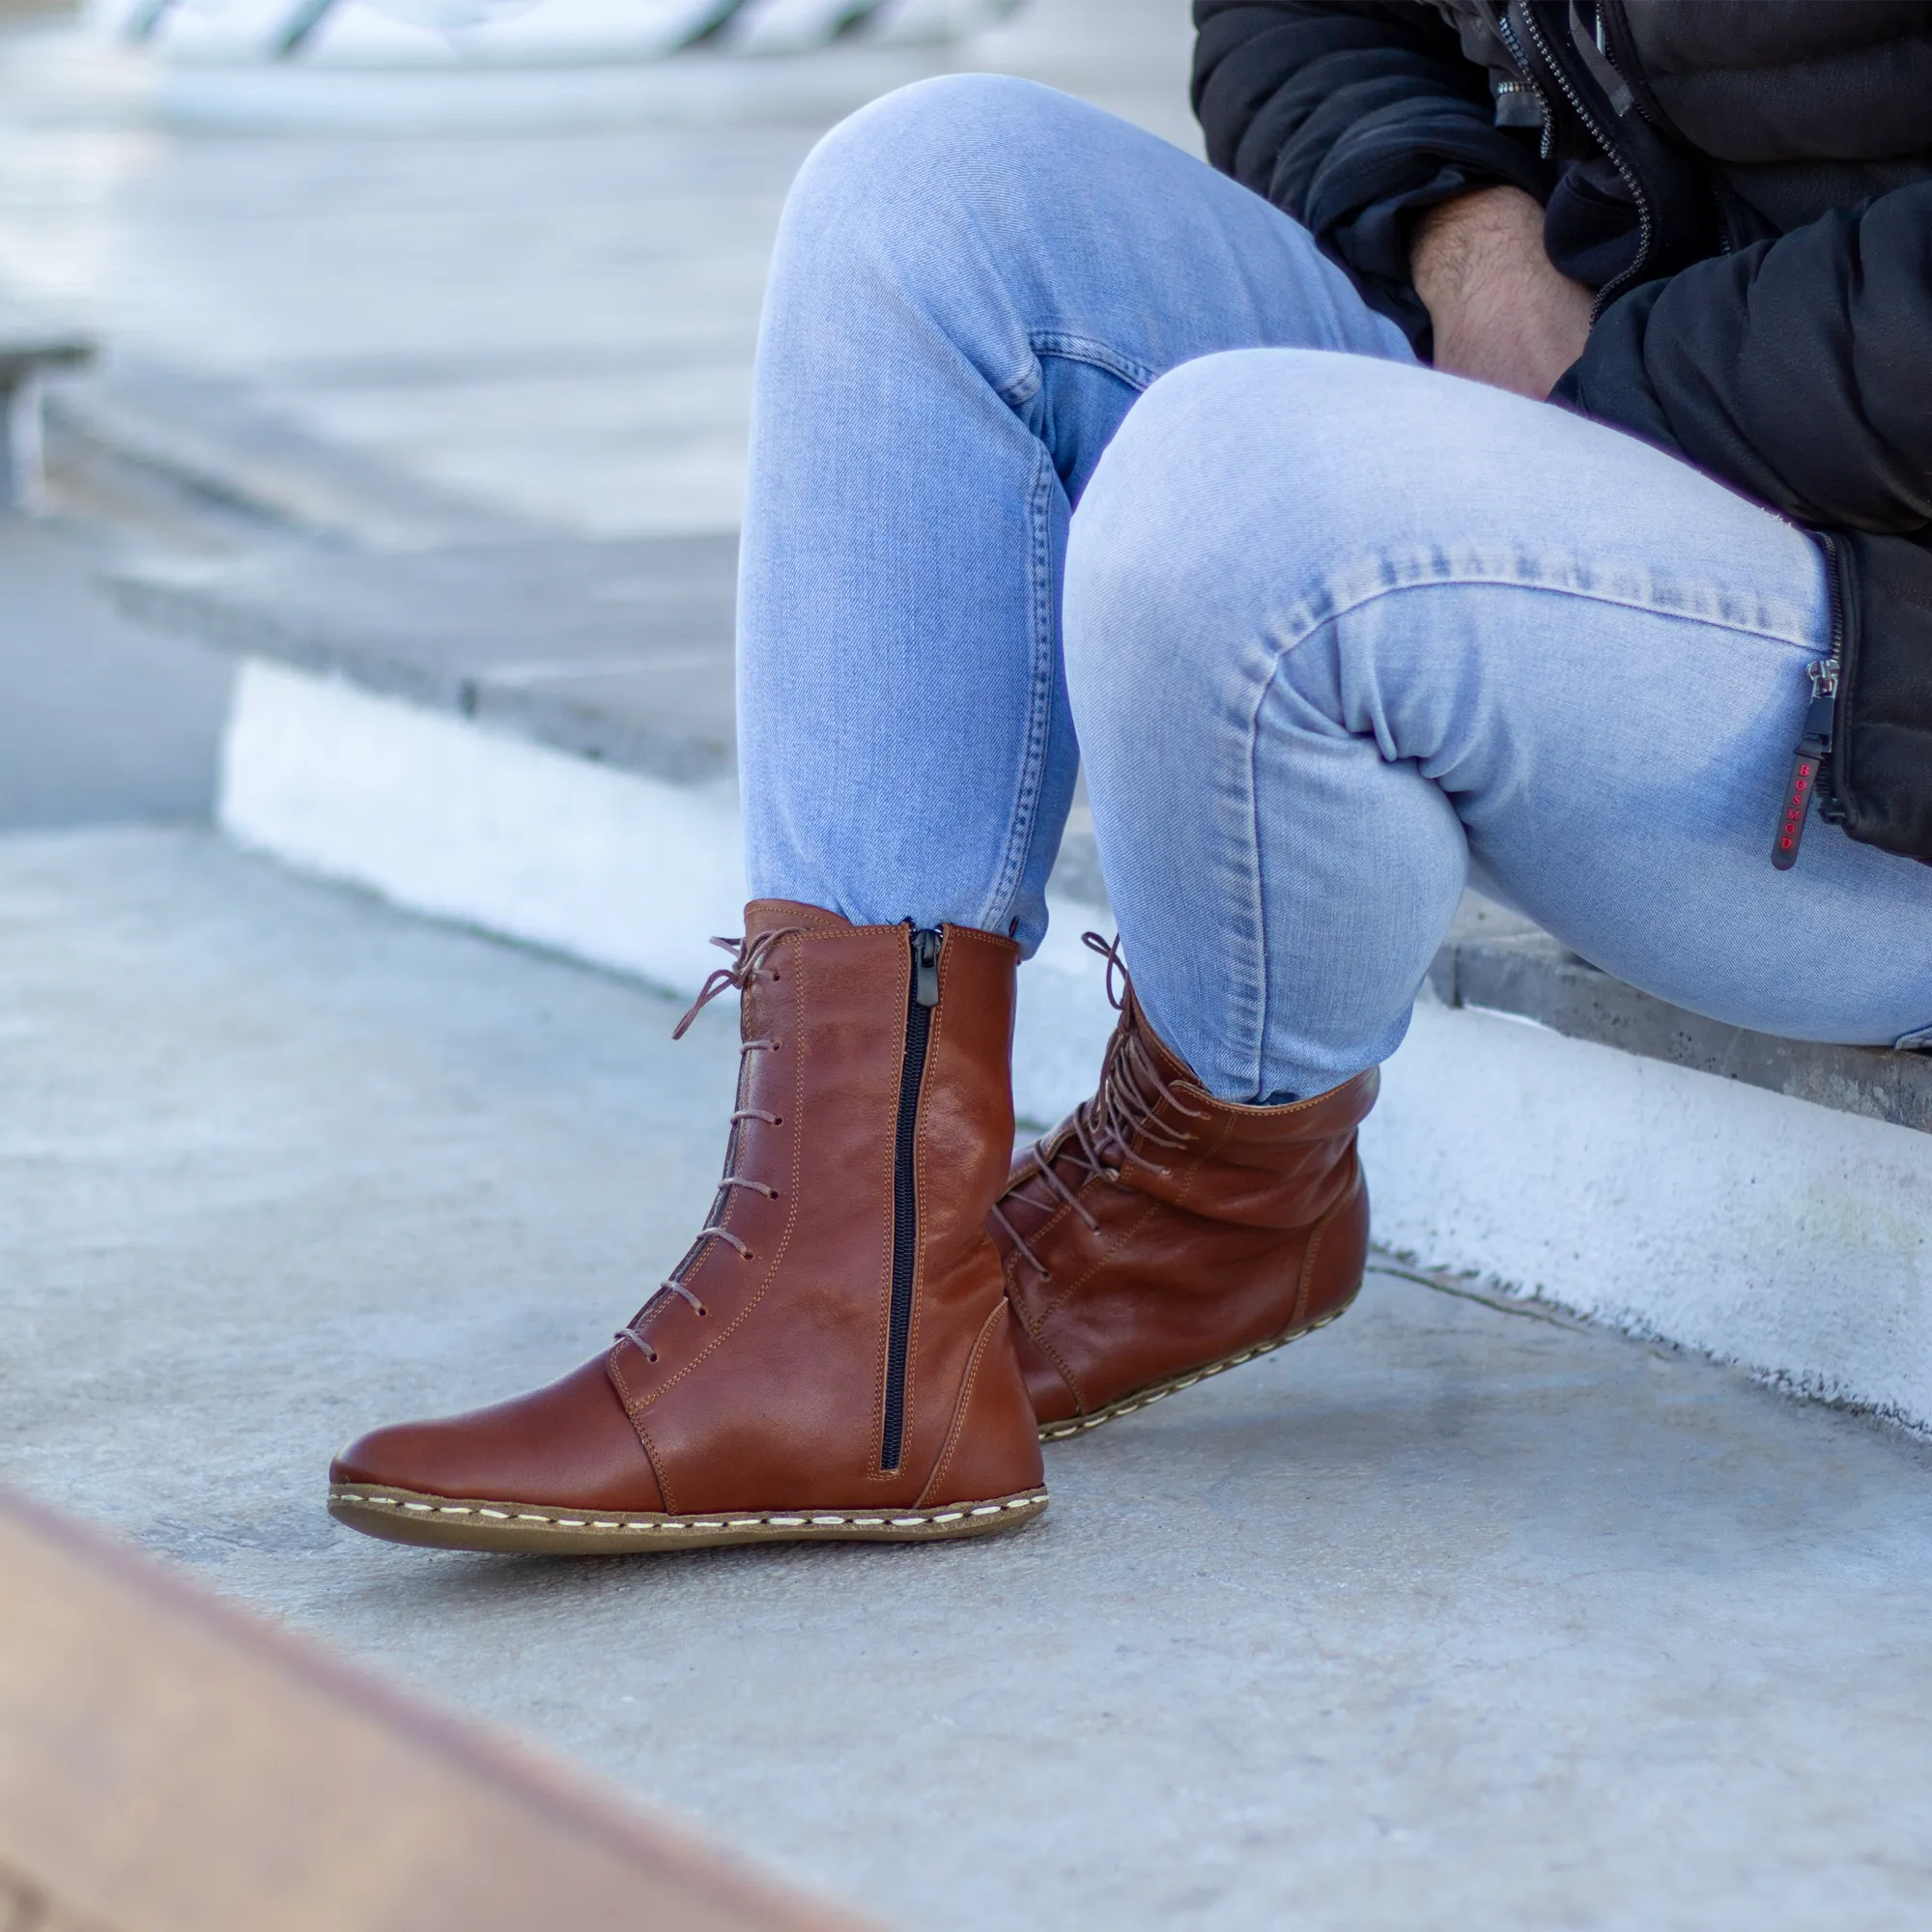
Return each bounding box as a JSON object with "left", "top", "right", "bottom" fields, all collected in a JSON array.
[{"left": 881, "top": 925, "right": 942, "bottom": 1473}]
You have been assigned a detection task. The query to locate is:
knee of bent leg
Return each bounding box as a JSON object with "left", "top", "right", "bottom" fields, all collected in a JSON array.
[
  {"left": 1065, "top": 354, "right": 1313, "bottom": 708},
  {"left": 781, "top": 73, "right": 1097, "bottom": 278},
  {"left": 1065, "top": 350, "right": 1428, "bottom": 707}
]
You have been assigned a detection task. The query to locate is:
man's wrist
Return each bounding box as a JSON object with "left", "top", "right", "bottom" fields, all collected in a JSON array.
[
  {"left": 1411, "top": 185, "right": 1548, "bottom": 315},
  {"left": 1411, "top": 185, "right": 1594, "bottom": 400}
]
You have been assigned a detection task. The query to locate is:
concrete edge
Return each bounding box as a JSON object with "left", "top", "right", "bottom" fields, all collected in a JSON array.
[
  {"left": 215, "top": 658, "right": 1120, "bottom": 1127},
  {"left": 117, "top": 537, "right": 1927, "bottom": 1140},
  {"left": 1430, "top": 933, "right": 1932, "bottom": 1136},
  {"left": 1368, "top": 993, "right": 1932, "bottom": 1435}
]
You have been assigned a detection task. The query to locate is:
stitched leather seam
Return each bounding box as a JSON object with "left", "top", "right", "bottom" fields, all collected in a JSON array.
[
  {"left": 943, "top": 924, "right": 1023, "bottom": 960},
  {"left": 1043, "top": 1187, "right": 1158, "bottom": 1321},
  {"left": 606, "top": 1348, "right": 673, "bottom": 1507},
  {"left": 1031, "top": 1318, "right": 1090, "bottom": 1416},
  {"left": 918, "top": 1297, "right": 1008, "bottom": 1508},
  {"left": 633, "top": 1410, "right": 677, "bottom": 1516}
]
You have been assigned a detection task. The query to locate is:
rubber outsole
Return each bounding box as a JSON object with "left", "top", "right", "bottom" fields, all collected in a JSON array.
[
  {"left": 327, "top": 1483, "right": 1049, "bottom": 1554},
  {"left": 1036, "top": 1288, "right": 1360, "bottom": 1443}
]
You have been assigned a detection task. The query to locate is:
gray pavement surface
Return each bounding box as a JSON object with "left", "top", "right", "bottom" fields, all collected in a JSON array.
[
  {"left": 7, "top": 827, "right": 1932, "bottom": 1931},
  {"left": 0, "top": 0, "right": 1198, "bottom": 542},
  {"left": 0, "top": 514, "right": 230, "bottom": 827},
  {"left": 0, "top": 0, "right": 1194, "bottom": 837}
]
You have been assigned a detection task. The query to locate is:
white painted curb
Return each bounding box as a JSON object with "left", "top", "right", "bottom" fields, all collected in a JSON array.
[
  {"left": 1368, "top": 997, "right": 1932, "bottom": 1431},
  {"left": 218, "top": 658, "right": 1117, "bottom": 1126}
]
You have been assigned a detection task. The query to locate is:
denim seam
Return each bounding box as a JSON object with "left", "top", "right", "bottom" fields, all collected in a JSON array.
[
  {"left": 974, "top": 338, "right": 1151, "bottom": 935},
  {"left": 975, "top": 433, "right": 1063, "bottom": 936},
  {"left": 1274, "top": 567, "right": 1826, "bottom": 659},
  {"left": 1235, "top": 568, "right": 1823, "bottom": 1098},
  {"left": 995, "top": 330, "right": 1162, "bottom": 408},
  {"left": 1234, "top": 644, "right": 1289, "bottom": 1102},
  {"left": 977, "top": 336, "right": 1160, "bottom": 935}
]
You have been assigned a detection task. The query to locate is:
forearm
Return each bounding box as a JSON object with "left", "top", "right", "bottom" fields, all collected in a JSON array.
[
  {"left": 1411, "top": 185, "right": 1592, "bottom": 399},
  {"left": 1193, "top": 0, "right": 1549, "bottom": 350}
]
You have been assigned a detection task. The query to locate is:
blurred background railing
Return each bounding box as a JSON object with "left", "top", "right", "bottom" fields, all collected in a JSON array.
[{"left": 84, "top": 0, "right": 1023, "bottom": 66}]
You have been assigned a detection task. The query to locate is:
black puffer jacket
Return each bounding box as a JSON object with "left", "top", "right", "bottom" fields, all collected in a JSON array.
[{"left": 1192, "top": 1, "right": 1932, "bottom": 866}]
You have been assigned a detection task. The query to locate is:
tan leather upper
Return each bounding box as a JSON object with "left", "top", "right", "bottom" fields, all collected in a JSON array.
[
  {"left": 332, "top": 901, "right": 1043, "bottom": 1515},
  {"left": 991, "top": 982, "right": 1377, "bottom": 1426}
]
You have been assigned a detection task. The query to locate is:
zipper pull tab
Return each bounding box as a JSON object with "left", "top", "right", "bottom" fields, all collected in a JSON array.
[
  {"left": 912, "top": 927, "right": 942, "bottom": 1008},
  {"left": 1773, "top": 659, "right": 1837, "bottom": 871}
]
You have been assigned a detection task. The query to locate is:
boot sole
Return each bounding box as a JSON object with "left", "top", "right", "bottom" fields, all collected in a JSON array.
[
  {"left": 1037, "top": 1287, "right": 1359, "bottom": 1443},
  {"left": 327, "top": 1483, "right": 1049, "bottom": 1554}
]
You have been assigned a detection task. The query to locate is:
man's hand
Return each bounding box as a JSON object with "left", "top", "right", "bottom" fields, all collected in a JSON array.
[{"left": 1411, "top": 185, "right": 1594, "bottom": 399}]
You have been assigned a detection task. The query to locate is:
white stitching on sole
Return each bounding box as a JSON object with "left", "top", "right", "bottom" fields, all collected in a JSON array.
[
  {"left": 332, "top": 1491, "right": 1049, "bottom": 1533},
  {"left": 1037, "top": 1304, "right": 1352, "bottom": 1441}
]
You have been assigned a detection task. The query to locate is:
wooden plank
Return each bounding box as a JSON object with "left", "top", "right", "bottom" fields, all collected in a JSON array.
[{"left": 0, "top": 1486, "right": 873, "bottom": 1932}]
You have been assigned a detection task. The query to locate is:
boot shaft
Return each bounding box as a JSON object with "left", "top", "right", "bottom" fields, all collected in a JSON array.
[
  {"left": 992, "top": 966, "right": 1378, "bottom": 1432},
  {"left": 1031, "top": 986, "right": 1378, "bottom": 1236},
  {"left": 329, "top": 900, "right": 1047, "bottom": 1550},
  {"left": 627, "top": 903, "right": 1033, "bottom": 1503}
]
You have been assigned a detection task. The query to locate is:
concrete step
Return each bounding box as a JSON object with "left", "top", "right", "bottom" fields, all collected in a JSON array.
[
  {"left": 110, "top": 532, "right": 1122, "bottom": 1127},
  {"left": 108, "top": 534, "right": 1932, "bottom": 1433}
]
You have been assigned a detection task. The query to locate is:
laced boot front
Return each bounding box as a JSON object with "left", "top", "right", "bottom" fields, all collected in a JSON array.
[
  {"left": 990, "top": 935, "right": 1378, "bottom": 1439},
  {"left": 329, "top": 900, "right": 1046, "bottom": 1553}
]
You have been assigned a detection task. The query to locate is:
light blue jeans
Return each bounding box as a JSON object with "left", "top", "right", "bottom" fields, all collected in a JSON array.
[{"left": 739, "top": 75, "right": 1932, "bottom": 1101}]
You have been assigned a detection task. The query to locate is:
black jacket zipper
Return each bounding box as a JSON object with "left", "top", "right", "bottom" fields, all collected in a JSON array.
[
  {"left": 1772, "top": 534, "right": 1850, "bottom": 868},
  {"left": 1497, "top": 2, "right": 1656, "bottom": 322},
  {"left": 881, "top": 924, "right": 942, "bottom": 1473}
]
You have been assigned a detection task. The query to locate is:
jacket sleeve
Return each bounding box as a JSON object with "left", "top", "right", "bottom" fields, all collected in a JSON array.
[
  {"left": 1557, "top": 181, "right": 1932, "bottom": 536},
  {"left": 1192, "top": 0, "right": 1548, "bottom": 349}
]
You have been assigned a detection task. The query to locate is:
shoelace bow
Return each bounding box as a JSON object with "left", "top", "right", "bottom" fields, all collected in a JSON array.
[
  {"left": 616, "top": 926, "right": 798, "bottom": 1364},
  {"left": 988, "top": 932, "right": 1206, "bottom": 1283}
]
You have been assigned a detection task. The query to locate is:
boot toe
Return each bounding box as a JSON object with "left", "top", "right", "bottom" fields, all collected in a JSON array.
[{"left": 329, "top": 1355, "right": 662, "bottom": 1514}]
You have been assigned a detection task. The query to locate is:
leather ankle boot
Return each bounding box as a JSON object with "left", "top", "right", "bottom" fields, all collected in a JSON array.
[
  {"left": 329, "top": 901, "right": 1047, "bottom": 1553},
  {"left": 990, "top": 937, "right": 1377, "bottom": 1439}
]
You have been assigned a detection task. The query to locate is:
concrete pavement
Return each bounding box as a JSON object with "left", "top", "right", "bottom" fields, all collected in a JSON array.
[
  {"left": 0, "top": 0, "right": 1195, "bottom": 838},
  {"left": 6, "top": 9, "right": 1932, "bottom": 1921},
  {"left": 0, "top": 0, "right": 1197, "bottom": 543},
  {"left": 0, "top": 513, "right": 230, "bottom": 828},
  {"left": 6, "top": 827, "right": 1932, "bottom": 1931}
]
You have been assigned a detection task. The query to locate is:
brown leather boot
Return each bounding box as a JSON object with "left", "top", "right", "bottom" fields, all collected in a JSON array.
[
  {"left": 328, "top": 901, "right": 1047, "bottom": 1553},
  {"left": 990, "top": 937, "right": 1377, "bottom": 1440}
]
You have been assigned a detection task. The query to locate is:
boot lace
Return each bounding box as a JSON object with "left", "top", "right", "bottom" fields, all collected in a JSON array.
[
  {"left": 987, "top": 932, "right": 1206, "bottom": 1284},
  {"left": 616, "top": 927, "right": 797, "bottom": 1364}
]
